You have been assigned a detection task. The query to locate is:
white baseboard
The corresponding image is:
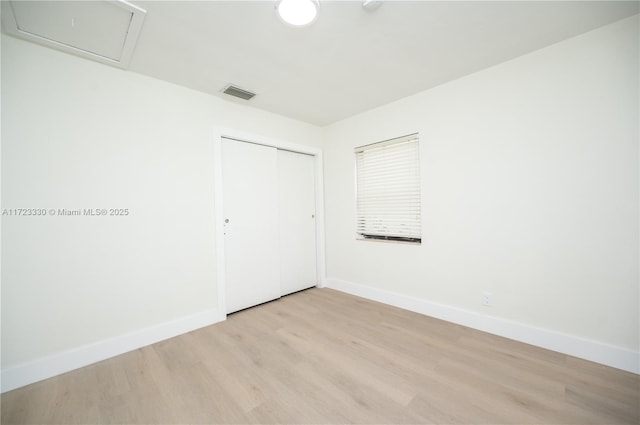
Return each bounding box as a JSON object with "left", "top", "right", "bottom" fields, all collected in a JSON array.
[
  {"left": 1, "top": 309, "right": 225, "bottom": 393},
  {"left": 324, "top": 278, "right": 639, "bottom": 375},
  {"left": 4, "top": 281, "right": 637, "bottom": 393}
]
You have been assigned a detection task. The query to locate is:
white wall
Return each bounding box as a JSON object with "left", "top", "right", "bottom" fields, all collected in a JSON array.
[
  {"left": 1, "top": 34, "right": 322, "bottom": 387},
  {"left": 2, "top": 13, "right": 638, "bottom": 391},
  {"left": 324, "top": 16, "right": 639, "bottom": 371}
]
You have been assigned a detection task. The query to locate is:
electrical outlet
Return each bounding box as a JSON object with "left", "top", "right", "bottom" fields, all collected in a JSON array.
[{"left": 482, "top": 292, "right": 493, "bottom": 307}]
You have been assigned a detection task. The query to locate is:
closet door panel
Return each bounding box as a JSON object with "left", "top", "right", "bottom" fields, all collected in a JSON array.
[
  {"left": 222, "top": 139, "right": 281, "bottom": 313},
  {"left": 278, "top": 149, "right": 317, "bottom": 295}
]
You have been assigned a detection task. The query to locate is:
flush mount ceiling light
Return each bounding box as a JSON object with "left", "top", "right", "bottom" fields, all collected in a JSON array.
[
  {"left": 362, "top": 0, "right": 383, "bottom": 11},
  {"left": 276, "top": 0, "right": 319, "bottom": 27}
]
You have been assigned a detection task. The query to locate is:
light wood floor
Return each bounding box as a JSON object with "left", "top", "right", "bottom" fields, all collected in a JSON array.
[{"left": 2, "top": 288, "right": 639, "bottom": 424}]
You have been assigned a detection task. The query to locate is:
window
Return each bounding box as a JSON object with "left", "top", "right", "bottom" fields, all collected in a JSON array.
[{"left": 355, "top": 133, "right": 421, "bottom": 243}]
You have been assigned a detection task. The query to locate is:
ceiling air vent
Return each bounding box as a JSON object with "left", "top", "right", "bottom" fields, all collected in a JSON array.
[{"left": 222, "top": 85, "right": 256, "bottom": 101}]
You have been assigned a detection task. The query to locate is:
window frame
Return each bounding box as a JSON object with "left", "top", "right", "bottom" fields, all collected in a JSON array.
[{"left": 354, "top": 133, "right": 422, "bottom": 244}]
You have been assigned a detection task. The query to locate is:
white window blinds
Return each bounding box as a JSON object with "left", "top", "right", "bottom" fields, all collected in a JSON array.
[{"left": 355, "top": 133, "right": 421, "bottom": 243}]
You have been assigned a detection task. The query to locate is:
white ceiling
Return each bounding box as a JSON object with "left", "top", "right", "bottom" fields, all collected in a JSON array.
[{"left": 8, "top": 1, "right": 640, "bottom": 126}]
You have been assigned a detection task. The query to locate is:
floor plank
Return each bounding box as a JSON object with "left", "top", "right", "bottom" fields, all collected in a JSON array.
[{"left": 2, "top": 288, "right": 638, "bottom": 424}]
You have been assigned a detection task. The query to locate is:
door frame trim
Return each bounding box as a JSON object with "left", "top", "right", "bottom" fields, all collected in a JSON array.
[{"left": 213, "top": 128, "right": 326, "bottom": 319}]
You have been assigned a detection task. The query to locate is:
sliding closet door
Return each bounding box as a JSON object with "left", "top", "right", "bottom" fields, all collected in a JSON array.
[
  {"left": 278, "top": 149, "right": 317, "bottom": 295},
  {"left": 222, "top": 138, "right": 280, "bottom": 313}
]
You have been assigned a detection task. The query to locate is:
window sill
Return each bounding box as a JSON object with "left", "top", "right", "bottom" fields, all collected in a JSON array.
[{"left": 356, "top": 237, "right": 421, "bottom": 246}]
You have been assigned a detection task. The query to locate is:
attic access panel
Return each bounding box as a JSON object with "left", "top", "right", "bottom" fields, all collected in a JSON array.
[{"left": 1, "top": 0, "right": 146, "bottom": 68}]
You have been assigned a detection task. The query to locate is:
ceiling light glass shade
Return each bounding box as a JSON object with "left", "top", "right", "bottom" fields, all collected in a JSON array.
[{"left": 276, "top": 0, "right": 319, "bottom": 27}]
